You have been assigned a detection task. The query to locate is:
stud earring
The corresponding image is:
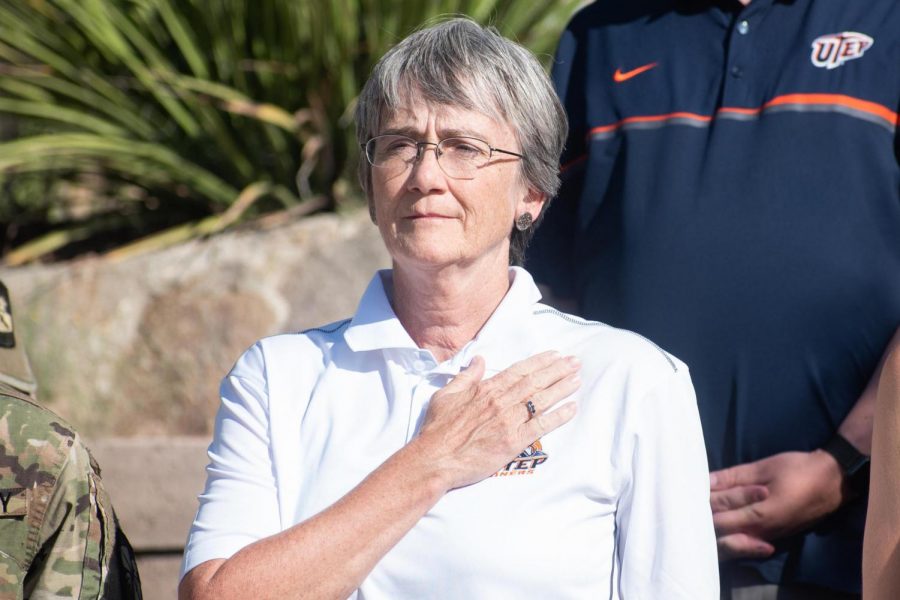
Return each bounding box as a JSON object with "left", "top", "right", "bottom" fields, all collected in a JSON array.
[{"left": 515, "top": 213, "right": 533, "bottom": 231}]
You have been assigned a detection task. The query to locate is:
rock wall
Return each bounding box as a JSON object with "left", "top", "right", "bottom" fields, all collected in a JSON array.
[{"left": 0, "top": 209, "right": 390, "bottom": 437}]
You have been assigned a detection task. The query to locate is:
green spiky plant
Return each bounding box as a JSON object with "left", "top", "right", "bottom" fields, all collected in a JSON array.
[{"left": 0, "top": 0, "right": 580, "bottom": 264}]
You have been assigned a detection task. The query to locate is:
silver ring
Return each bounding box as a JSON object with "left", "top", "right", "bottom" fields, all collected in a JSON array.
[{"left": 525, "top": 400, "right": 537, "bottom": 419}]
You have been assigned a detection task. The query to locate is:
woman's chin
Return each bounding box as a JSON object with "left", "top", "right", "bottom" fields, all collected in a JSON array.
[{"left": 392, "top": 247, "right": 463, "bottom": 270}]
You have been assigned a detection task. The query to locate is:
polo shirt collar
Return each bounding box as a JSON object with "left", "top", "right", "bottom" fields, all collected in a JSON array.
[
  {"left": 343, "top": 270, "right": 417, "bottom": 352},
  {"left": 343, "top": 267, "right": 542, "bottom": 356},
  {"left": 677, "top": 0, "right": 785, "bottom": 9}
]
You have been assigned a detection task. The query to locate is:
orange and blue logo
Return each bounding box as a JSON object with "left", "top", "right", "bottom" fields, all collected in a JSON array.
[
  {"left": 810, "top": 32, "right": 873, "bottom": 70},
  {"left": 492, "top": 440, "right": 548, "bottom": 477},
  {"left": 613, "top": 62, "right": 658, "bottom": 83}
]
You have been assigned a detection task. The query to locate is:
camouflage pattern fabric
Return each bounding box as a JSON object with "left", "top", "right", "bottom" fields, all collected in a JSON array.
[{"left": 0, "top": 384, "right": 116, "bottom": 599}]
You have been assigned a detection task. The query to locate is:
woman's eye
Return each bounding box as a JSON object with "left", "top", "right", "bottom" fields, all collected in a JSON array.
[
  {"left": 382, "top": 139, "right": 416, "bottom": 156},
  {"left": 445, "top": 140, "right": 484, "bottom": 157}
]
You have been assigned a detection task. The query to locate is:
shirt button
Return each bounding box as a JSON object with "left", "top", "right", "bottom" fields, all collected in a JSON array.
[
  {"left": 412, "top": 359, "right": 427, "bottom": 372},
  {"left": 730, "top": 65, "right": 743, "bottom": 78},
  {"left": 737, "top": 20, "right": 749, "bottom": 35}
]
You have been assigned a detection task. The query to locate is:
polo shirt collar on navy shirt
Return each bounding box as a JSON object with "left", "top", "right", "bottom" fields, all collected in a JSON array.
[
  {"left": 677, "top": 0, "right": 787, "bottom": 13},
  {"left": 343, "top": 267, "right": 543, "bottom": 365}
]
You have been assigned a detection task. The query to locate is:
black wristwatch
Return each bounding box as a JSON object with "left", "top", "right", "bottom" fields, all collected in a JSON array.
[{"left": 821, "top": 432, "right": 870, "bottom": 497}]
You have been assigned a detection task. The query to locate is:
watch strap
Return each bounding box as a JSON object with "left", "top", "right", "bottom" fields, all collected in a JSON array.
[{"left": 821, "top": 432, "right": 870, "bottom": 496}]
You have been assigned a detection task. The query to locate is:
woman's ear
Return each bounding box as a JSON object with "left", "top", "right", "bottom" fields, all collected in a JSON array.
[{"left": 519, "top": 187, "right": 547, "bottom": 222}]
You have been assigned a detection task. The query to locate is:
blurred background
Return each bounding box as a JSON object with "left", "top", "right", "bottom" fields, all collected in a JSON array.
[{"left": 0, "top": 1, "right": 581, "bottom": 596}]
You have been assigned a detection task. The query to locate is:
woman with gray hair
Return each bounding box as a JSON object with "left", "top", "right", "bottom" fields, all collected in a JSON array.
[{"left": 179, "top": 18, "right": 717, "bottom": 600}]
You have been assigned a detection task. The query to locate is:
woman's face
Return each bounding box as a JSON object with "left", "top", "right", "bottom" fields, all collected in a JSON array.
[{"left": 369, "top": 94, "right": 544, "bottom": 271}]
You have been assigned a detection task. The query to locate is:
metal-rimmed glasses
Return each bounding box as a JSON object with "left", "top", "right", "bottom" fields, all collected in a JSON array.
[{"left": 362, "top": 134, "right": 524, "bottom": 180}]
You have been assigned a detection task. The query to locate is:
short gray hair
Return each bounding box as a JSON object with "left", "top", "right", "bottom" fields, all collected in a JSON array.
[{"left": 355, "top": 17, "right": 568, "bottom": 265}]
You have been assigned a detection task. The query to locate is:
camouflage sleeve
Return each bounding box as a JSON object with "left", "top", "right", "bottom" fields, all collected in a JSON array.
[
  {"left": 0, "top": 396, "right": 116, "bottom": 600},
  {"left": 28, "top": 432, "right": 115, "bottom": 599}
]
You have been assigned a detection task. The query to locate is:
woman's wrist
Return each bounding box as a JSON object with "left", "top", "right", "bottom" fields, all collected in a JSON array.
[{"left": 394, "top": 437, "right": 455, "bottom": 499}]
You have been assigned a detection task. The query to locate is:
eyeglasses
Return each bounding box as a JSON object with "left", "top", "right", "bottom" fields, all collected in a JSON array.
[{"left": 362, "top": 134, "right": 524, "bottom": 180}]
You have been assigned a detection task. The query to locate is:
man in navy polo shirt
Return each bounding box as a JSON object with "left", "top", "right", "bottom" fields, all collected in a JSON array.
[{"left": 528, "top": 0, "right": 900, "bottom": 597}]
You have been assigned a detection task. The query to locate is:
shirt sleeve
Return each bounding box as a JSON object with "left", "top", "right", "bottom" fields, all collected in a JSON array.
[
  {"left": 613, "top": 366, "right": 719, "bottom": 599},
  {"left": 181, "top": 342, "right": 281, "bottom": 578},
  {"left": 0, "top": 397, "right": 121, "bottom": 600},
  {"left": 26, "top": 436, "right": 115, "bottom": 598}
]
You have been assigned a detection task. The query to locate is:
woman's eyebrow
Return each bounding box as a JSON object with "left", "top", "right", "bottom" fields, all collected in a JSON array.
[
  {"left": 378, "top": 126, "right": 420, "bottom": 137},
  {"left": 378, "top": 126, "right": 486, "bottom": 140},
  {"left": 437, "top": 128, "right": 484, "bottom": 139}
]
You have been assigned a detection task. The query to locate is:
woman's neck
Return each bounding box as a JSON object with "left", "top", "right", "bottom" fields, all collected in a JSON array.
[{"left": 391, "top": 256, "right": 512, "bottom": 363}]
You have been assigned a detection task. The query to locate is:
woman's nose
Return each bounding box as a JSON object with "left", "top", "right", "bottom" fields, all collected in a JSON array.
[{"left": 407, "top": 143, "right": 447, "bottom": 192}]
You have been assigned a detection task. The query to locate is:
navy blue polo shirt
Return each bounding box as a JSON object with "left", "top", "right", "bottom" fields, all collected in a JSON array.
[{"left": 528, "top": 0, "right": 900, "bottom": 592}]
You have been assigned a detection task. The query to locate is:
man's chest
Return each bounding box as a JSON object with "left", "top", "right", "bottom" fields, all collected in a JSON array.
[{"left": 586, "top": 2, "right": 898, "bottom": 130}]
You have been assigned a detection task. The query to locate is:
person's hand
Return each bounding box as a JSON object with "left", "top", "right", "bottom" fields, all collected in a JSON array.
[
  {"left": 415, "top": 351, "right": 580, "bottom": 491},
  {"left": 709, "top": 450, "right": 845, "bottom": 560}
]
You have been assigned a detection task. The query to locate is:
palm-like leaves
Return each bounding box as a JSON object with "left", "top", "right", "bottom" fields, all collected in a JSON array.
[{"left": 0, "top": 0, "right": 580, "bottom": 264}]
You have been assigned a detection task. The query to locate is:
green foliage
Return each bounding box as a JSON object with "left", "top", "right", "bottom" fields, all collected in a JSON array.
[{"left": 0, "top": 0, "right": 580, "bottom": 263}]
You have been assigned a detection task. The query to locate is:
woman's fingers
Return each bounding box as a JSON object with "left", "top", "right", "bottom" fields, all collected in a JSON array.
[
  {"left": 529, "top": 374, "right": 580, "bottom": 415},
  {"left": 482, "top": 350, "right": 567, "bottom": 392},
  {"left": 442, "top": 355, "right": 486, "bottom": 392},
  {"left": 485, "top": 352, "right": 580, "bottom": 406},
  {"left": 513, "top": 357, "right": 581, "bottom": 441},
  {"left": 524, "top": 401, "right": 578, "bottom": 439}
]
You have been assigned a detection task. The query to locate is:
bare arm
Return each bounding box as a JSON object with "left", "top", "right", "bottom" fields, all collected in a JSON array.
[
  {"left": 180, "top": 352, "right": 580, "bottom": 600},
  {"left": 180, "top": 439, "right": 448, "bottom": 600},
  {"left": 863, "top": 346, "right": 900, "bottom": 600},
  {"left": 838, "top": 327, "right": 900, "bottom": 456}
]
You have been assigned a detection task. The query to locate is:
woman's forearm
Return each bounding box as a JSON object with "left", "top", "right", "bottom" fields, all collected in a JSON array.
[{"left": 180, "top": 439, "right": 449, "bottom": 600}]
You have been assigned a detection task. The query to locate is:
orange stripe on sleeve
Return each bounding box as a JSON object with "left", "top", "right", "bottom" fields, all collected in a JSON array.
[{"left": 588, "top": 111, "right": 712, "bottom": 136}]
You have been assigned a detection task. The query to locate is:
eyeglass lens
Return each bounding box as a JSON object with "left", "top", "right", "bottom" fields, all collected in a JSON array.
[{"left": 366, "top": 135, "right": 491, "bottom": 178}]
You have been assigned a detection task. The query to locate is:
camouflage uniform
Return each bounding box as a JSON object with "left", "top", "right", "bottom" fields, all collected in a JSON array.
[{"left": 0, "top": 282, "right": 141, "bottom": 599}]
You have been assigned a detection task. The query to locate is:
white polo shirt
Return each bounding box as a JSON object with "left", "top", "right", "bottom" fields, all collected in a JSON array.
[{"left": 182, "top": 268, "right": 718, "bottom": 599}]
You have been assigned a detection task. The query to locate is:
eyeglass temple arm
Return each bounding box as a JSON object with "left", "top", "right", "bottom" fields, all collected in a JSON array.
[{"left": 492, "top": 147, "right": 524, "bottom": 159}]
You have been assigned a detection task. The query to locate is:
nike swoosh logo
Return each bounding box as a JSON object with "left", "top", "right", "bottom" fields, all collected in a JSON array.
[{"left": 613, "top": 62, "right": 658, "bottom": 82}]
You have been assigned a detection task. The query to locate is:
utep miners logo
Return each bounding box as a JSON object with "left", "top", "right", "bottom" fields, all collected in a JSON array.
[
  {"left": 810, "top": 32, "right": 873, "bottom": 70},
  {"left": 492, "top": 440, "right": 548, "bottom": 478}
]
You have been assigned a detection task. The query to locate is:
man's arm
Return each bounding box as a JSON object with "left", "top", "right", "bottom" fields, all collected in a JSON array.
[
  {"left": 26, "top": 433, "right": 118, "bottom": 598},
  {"left": 710, "top": 325, "right": 900, "bottom": 559}
]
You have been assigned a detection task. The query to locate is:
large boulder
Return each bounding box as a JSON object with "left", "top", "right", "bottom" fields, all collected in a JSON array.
[{"left": 0, "top": 209, "right": 390, "bottom": 436}]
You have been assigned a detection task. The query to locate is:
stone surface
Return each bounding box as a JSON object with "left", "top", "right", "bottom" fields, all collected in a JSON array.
[
  {"left": 132, "top": 553, "right": 182, "bottom": 600},
  {"left": 0, "top": 209, "right": 390, "bottom": 436},
  {"left": 88, "top": 437, "right": 209, "bottom": 551}
]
